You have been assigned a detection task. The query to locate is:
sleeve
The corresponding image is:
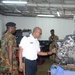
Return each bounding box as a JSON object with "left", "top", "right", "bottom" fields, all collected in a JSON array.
[
  {"left": 49, "top": 36, "right": 50, "bottom": 41},
  {"left": 8, "top": 36, "right": 14, "bottom": 46},
  {"left": 49, "top": 36, "right": 52, "bottom": 41},
  {"left": 37, "top": 41, "right": 41, "bottom": 52},
  {"left": 56, "top": 36, "right": 59, "bottom": 40},
  {"left": 19, "top": 36, "right": 27, "bottom": 49},
  {"left": 57, "top": 36, "right": 59, "bottom": 40}
]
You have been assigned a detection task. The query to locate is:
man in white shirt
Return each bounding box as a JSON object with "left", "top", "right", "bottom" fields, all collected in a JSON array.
[{"left": 19, "top": 27, "right": 56, "bottom": 75}]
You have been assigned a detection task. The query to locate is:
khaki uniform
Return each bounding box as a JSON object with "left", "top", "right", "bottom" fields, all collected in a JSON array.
[
  {"left": 49, "top": 35, "right": 59, "bottom": 61},
  {"left": 0, "top": 31, "right": 18, "bottom": 75}
]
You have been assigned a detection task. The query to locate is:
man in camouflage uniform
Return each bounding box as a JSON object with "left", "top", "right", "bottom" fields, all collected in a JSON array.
[
  {"left": 0, "top": 22, "right": 18, "bottom": 75},
  {"left": 49, "top": 29, "right": 59, "bottom": 61}
]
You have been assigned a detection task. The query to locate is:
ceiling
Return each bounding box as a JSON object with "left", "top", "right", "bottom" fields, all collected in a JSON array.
[{"left": 0, "top": 0, "right": 75, "bottom": 19}]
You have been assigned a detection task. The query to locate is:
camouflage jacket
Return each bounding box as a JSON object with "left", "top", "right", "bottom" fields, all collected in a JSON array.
[
  {"left": 49, "top": 34, "right": 59, "bottom": 50},
  {"left": 0, "top": 31, "right": 18, "bottom": 73}
]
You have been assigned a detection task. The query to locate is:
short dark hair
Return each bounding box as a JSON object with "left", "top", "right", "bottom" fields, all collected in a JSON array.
[{"left": 50, "top": 29, "right": 54, "bottom": 32}]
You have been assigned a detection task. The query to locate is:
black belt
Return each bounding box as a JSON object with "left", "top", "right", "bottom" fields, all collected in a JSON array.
[{"left": 22, "top": 57, "right": 36, "bottom": 62}]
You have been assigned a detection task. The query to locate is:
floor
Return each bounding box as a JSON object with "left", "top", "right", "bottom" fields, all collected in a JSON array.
[
  {"left": 19, "top": 58, "right": 52, "bottom": 75},
  {"left": 36, "top": 58, "right": 52, "bottom": 75}
]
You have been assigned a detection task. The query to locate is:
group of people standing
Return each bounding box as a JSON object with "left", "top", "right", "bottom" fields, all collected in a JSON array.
[{"left": 0, "top": 22, "right": 58, "bottom": 75}]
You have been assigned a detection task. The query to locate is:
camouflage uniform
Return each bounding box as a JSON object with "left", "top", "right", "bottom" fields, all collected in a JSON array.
[
  {"left": 0, "top": 31, "right": 18, "bottom": 75},
  {"left": 49, "top": 35, "right": 59, "bottom": 61}
]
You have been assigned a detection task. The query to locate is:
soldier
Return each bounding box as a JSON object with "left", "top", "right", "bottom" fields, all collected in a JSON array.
[
  {"left": 49, "top": 29, "right": 59, "bottom": 61},
  {"left": 0, "top": 22, "right": 18, "bottom": 75}
]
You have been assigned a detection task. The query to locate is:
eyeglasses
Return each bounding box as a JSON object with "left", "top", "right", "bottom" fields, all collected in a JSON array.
[
  {"left": 40, "top": 32, "right": 42, "bottom": 35},
  {"left": 37, "top": 31, "right": 42, "bottom": 35}
]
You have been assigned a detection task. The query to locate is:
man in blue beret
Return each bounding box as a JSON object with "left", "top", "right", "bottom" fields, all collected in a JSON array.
[
  {"left": 0, "top": 22, "right": 18, "bottom": 75},
  {"left": 6, "top": 22, "right": 16, "bottom": 27}
]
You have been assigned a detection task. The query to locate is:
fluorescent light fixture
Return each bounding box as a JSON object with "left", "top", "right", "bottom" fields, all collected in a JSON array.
[
  {"left": 2, "top": 1, "right": 27, "bottom": 4},
  {"left": 57, "top": 11, "right": 60, "bottom": 17},
  {"left": 15, "top": 9, "right": 21, "bottom": 13},
  {"left": 37, "top": 14, "right": 55, "bottom": 17}
]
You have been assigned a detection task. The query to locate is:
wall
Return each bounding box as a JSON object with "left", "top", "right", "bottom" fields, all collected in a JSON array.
[
  {"left": 3, "top": 16, "right": 75, "bottom": 40},
  {"left": 0, "top": 15, "right": 4, "bottom": 40},
  {"left": 36, "top": 17, "right": 75, "bottom": 40},
  {"left": 4, "top": 16, "right": 36, "bottom": 30}
]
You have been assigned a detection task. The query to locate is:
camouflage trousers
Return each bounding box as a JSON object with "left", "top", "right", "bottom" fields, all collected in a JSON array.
[
  {"left": 0, "top": 69, "right": 18, "bottom": 75},
  {"left": 50, "top": 54, "right": 56, "bottom": 61}
]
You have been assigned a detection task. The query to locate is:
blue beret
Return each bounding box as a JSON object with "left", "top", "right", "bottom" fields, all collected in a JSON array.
[{"left": 6, "top": 22, "right": 16, "bottom": 27}]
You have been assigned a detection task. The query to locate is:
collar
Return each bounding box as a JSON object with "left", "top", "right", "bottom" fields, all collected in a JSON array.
[
  {"left": 6, "top": 31, "right": 11, "bottom": 34},
  {"left": 30, "top": 34, "right": 37, "bottom": 40}
]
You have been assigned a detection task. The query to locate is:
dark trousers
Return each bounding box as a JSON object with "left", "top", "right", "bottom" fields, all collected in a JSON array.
[{"left": 23, "top": 58, "right": 37, "bottom": 75}]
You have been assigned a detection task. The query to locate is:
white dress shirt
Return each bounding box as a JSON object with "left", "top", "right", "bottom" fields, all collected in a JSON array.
[{"left": 19, "top": 34, "right": 40, "bottom": 60}]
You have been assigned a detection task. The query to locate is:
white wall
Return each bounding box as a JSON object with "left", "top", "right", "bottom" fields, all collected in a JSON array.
[
  {"left": 3, "top": 16, "right": 75, "bottom": 40},
  {"left": 0, "top": 15, "right": 4, "bottom": 40},
  {"left": 36, "top": 17, "right": 75, "bottom": 40},
  {"left": 0, "top": 20, "right": 3, "bottom": 40},
  {"left": 4, "top": 16, "right": 36, "bottom": 30}
]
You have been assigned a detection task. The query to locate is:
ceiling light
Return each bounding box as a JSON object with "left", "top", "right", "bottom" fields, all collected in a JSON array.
[
  {"left": 15, "top": 9, "right": 21, "bottom": 13},
  {"left": 37, "top": 14, "right": 55, "bottom": 17},
  {"left": 57, "top": 11, "right": 60, "bottom": 17},
  {"left": 2, "top": 1, "right": 27, "bottom": 4}
]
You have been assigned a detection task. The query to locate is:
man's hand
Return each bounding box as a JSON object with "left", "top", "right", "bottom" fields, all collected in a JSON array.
[
  {"left": 9, "top": 66, "right": 13, "bottom": 73},
  {"left": 47, "top": 48, "right": 56, "bottom": 55},
  {"left": 51, "top": 48, "right": 56, "bottom": 54},
  {"left": 19, "top": 64, "right": 23, "bottom": 72},
  {"left": 19, "top": 46, "right": 23, "bottom": 72}
]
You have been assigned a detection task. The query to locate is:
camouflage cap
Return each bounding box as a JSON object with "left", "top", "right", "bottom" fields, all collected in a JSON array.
[{"left": 6, "top": 22, "right": 16, "bottom": 27}]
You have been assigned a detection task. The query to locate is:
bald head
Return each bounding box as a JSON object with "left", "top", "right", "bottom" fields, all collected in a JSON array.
[
  {"left": 32, "top": 27, "right": 42, "bottom": 38},
  {"left": 33, "top": 27, "right": 42, "bottom": 33}
]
